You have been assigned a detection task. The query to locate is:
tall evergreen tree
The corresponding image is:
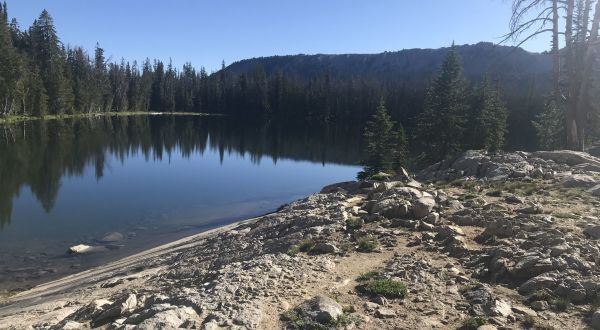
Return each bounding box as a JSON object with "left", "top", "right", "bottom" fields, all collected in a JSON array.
[
  {"left": 29, "top": 10, "right": 73, "bottom": 114},
  {"left": 0, "top": 1, "right": 20, "bottom": 114},
  {"left": 533, "top": 100, "right": 565, "bottom": 150},
  {"left": 470, "top": 76, "right": 508, "bottom": 152},
  {"left": 393, "top": 123, "right": 409, "bottom": 171},
  {"left": 358, "top": 100, "right": 399, "bottom": 179},
  {"left": 414, "top": 46, "right": 469, "bottom": 164}
]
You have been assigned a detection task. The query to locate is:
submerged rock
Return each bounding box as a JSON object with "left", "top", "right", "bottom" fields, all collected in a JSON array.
[
  {"left": 69, "top": 244, "right": 92, "bottom": 254},
  {"left": 100, "top": 232, "right": 125, "bottom": 243}
]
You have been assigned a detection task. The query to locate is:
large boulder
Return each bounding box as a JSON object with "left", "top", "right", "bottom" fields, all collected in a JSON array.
[
  {"left": 135, "top": 306, "right": 200, "bottom": 330},
  {"left": 562, "top": 174, "right": 598, "bottom": 188},
  {"left": 584, "top": 225, "right": 600, "bottom": 239},
  {"left": 592, "top": 309, "right": 600, "bottom": 329},
  {"left": 531, "top": 150, "right": 600, "bottom": 166},
  {"left": 412, "top": 197, "right": 436, "bottom": 218},
  {"left": 320, "top": 181, "right": 359, "bottom": 194},
  {"left": 294, "top": 295, "right": 343, "bottom": 324},
  {"left": 92, "top": 294, "right": 138, "bottom": 326},
  {"left": 519, "top": 275, "right": 558, "bottom": 294},
  {"left": 587, "top": 184, "right": 600, "bottom": 196}
]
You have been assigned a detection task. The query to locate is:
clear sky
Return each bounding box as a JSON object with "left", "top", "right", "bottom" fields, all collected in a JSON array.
[{"left": 5, "top": 0, "right": 550, "bottom": 72}]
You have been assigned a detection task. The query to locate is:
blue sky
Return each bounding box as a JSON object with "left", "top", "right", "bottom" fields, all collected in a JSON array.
[{"left": 6, "top": 0, "right": 550, "bottom": 72}]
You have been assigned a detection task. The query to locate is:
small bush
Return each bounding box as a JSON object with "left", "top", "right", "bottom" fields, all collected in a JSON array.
[
  {"left": 589, "top": 290, "right": 600, "bottom": 312},
  {"left": 298, "top": 240, "right": 316, "bottom": 253},
  {"left": 450, "top": 180, "right": 464, "bottom": 187},
  {"left": 346, "top": 217, "right": 363, "bottom": 230},
  {"left": 458, "top": 284, "right": 475, "bottom": 294},
  {"left": 356, "top": 271, "right": 378, "bottom": 282},
  {"left": 462, "top": 316, "right": 488, "bottom": 330},
  {"left": 523, "top": 315, "right": 536, "bottom": 328},
  {"left": 460, "top": 193, "right": 479, "bottom": 200},
  {"left": 486, "top": 189, "right": 502, "bottom": 197},
  {"left": 553, "top": 212, "right": 575, "bottom": 219},
  {"left": 528, "top": 289, "right": 553, "bottom": 302},
  {"left": 284, "top": 308, "right": 360, "bottom": 330},
  {"left": 357, "top": 237, "right": 379, "bottom": 252},
  {"left": 553, "top": 297, "right": 570, "bottom": 312},
  {"left": 362, "top": 279, "right": 407, "bottom": 299},
  {"left": 287, "top": 245, "right": 300, "bottom": 256}
]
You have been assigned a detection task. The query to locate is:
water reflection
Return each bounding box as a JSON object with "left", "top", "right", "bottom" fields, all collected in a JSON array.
[{"left": 0, "top": 115, "right": 362, "bottom": 229}]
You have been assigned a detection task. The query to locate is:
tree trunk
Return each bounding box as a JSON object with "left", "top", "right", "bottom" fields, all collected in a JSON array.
[
  {"left": 564, "top": 0, "right": 579, "bottom": 149},
  {"left": 574, "top": 0, "right": 600, "bottom": 150},
  {"left": 552, "top": 0, "right": 561, "bottom": 101}
]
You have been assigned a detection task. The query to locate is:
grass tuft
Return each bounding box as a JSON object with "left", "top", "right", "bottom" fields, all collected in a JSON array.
[
  {"left": 462, "top": 316, "right": 488, "bottom": 330},
  {"left": 360, "top": 279, "right": 407, "bottom": 299},
  {"left": 356, "top": 271, "right": 378, "bottom": 282},
  {"left": 357, "top": 237, "right": 379, "bottom": 252}
]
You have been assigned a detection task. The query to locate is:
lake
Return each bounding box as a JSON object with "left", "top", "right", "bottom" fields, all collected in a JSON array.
[{"left": 0, "top": 115, "right": 361, "bottom": 292}]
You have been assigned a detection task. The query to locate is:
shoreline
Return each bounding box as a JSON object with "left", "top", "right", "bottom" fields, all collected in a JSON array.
[
  {"left": 0, "top": 214, "right": 262, "bottom": 313},
  {"left": 0, "top": 111, "right": 221, "bottom": 125}
]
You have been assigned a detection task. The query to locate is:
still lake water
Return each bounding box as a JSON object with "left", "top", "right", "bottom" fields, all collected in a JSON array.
[{"left": 0, "top": 115, "right": 361, "bottom": 291}]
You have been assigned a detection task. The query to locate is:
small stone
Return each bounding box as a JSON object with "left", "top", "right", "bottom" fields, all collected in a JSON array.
[
  {"left": 584, "top": 225, "right": 600, "bottom": 239},
  {"left": 424, "top": 212, "right": 440, "bottom": 225},
  {"left": 69, "top": 244, "right": 92, "bottom": 254},
  {"left": 512, "top": 305, "right": 537, "bottom": 317},
  {"left": 477, "top": 325, "right": 498, "bottom": 330},
  {"left": 517, "top": 203, "right": 543, "bottom": 214},
  {"left": 434, "top": 225, "right": 465, "bottom": 239},
  {"left": 531, "top": 300, "right": 549, "bottom": 311},
  {"left": 591, "top": 309, "right": 600, "bottom": 329},
  {"left": 504, "top": 195, "right": 524, "bottom": 204},
  {"left": 312, "top": 243, "right": 338, "bottom": 254},
  {"left": 372, "top": 295, "right": 388, "bottom": 306},
  {"left": 62, "top": 321, "right": 84, "bottom": 330},
  {"left": 375, "top": 308, "right": 396, "bottom": 318}
]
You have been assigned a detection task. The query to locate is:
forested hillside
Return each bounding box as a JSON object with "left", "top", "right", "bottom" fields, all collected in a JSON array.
[{"left": 0, "top": 4, "right": 554, "bottom": 150}]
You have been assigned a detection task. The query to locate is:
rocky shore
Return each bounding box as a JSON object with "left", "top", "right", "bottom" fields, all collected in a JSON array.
[{"left": 3, "top": 150, "right": 600, "bottom": 329}]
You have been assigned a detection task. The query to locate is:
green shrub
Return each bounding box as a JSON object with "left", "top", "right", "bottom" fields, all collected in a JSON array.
[
  {"left": 287, "top": 245, "right": 300, "bottom": 256},
  {"left": 298, "top": 240, "right": 316, "bottom": 253},
  {"left": 356, "top": 271, "right": 378, "bottom": 282},
  {"left": 284, "top": 308, "right": 360, "bottom": 330},
  {"left": 528, "top": 289, "right": 553, "bottom": 302},
  {"left": 362, "top": 279, "right": 407, "bottom": 299},
  {"left": 357, "top": 237, "right": 379, "bottom": 252},
  {"left": 486, "top": 189, "right": 502, "bottom": 197},
  {"left": 346, "top": 217, "right": 363, "bottom": 230},
  {"left": 523, "top": 315, "right": 536, "bottom": 328},
  {"left": 462, "top": 316, "right": 488, "bottom": 330},
  {"left": 371, "top": 172, "right": 392, "bottom": 181},
  {"left": 553, "top": 297, "right": 570, "bottom": 312}
]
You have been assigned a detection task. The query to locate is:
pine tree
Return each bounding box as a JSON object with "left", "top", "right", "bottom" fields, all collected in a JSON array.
[
  {"left": 393, "top": 123, "right": 409, "bottom": 171},
  {"left": 29, "top": 10, "right": 73, "bottom": 114},
  {"left": 0, "top": 1, "right": 20, "bottom": 115},
  {"left": 414, "top": 45, "right": 469, "bottom": 164},
  {"left": 470, "top": 76, "right": 508, "bottom": 152},
  {"left": 358, "top": 100, "right": 398, "bottom": 179},
  {"left": 533, "top": 100, "right": 565, "bottom": 150}
]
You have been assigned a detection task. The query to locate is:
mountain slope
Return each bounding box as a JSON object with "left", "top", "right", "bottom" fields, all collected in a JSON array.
[{"left": 225, "top": 42, "right": 552, "bottom": 88}]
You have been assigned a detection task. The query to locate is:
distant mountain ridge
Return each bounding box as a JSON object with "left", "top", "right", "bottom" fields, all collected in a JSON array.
[{"left": 224, "top": 42, "right": 552, "bottom": 89}]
